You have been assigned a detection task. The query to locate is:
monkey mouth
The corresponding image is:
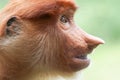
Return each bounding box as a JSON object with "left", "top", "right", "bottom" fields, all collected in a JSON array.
[
  {"left": 70, "top": 53, "right": 90, "bottom": 71},
  {"left": 75, "top": 54, "right": 88, "bottom": 60},
  {"left": 73, "top": 53, "right": 90, "bottom": 63}
]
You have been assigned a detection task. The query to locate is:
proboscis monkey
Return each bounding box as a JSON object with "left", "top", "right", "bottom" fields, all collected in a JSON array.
[{"left": 0, "top": 0, "right": 104, "bottom": 80}]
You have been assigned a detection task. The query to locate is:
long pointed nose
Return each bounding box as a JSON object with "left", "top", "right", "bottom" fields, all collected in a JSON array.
[
  {"left": 83, "top": 32, "right": 105, "bottom": 49},
  {"left": 85, "top": 34, "right": 105, "bottom": 45}
]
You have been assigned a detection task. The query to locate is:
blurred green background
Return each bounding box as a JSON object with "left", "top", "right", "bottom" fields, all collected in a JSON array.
[{"left": 0, "top": 0, "right": 120, "bottom": 80}]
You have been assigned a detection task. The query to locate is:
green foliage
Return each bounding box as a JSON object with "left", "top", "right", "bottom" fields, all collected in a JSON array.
[
  {"left": 0, "top": 0, "right": 8, "bottom": 9},
  {"left": 75, "top": 0, "right": 120, "bottom": 43},
  {"left": 83, "top": 43, "right": 120, "bottom": 80}
]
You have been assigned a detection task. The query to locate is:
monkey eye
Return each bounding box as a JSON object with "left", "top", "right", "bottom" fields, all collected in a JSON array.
[{"left": 60, "top": 15, "right": 69, "bottom": 24}]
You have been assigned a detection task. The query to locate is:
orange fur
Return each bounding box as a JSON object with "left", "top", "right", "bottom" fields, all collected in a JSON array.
[{"left": 0, "top": 0, "right": 104, "bottom": 80}]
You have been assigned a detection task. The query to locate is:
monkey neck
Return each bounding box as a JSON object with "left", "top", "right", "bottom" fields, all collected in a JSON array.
[{"left": 21, "top": 71, "right": 81, "bottom": 80}]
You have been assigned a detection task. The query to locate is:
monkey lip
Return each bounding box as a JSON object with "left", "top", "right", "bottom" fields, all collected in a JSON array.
[
  {"left": 73, "top": 54, "right": 90, "bottom": 63},
  {"left": 70, "top": 54, "right": 90, "bottom": 71},
  {"left": 73, "top": 53, "right": 90, "bottom": 63},
  {"left": 75, "top": 54, "right": 88, "bottom": 60}
]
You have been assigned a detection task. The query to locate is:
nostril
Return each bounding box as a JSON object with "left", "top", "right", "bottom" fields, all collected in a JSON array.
[
  {"left": 87, "top": 43, "right": 101, "bottom": 54},
  {"left": 87, "top": 44, "right": 98, "bottom": 50}
]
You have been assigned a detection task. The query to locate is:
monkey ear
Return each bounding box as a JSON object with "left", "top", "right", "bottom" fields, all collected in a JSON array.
[
  {"left": 5, "top": 16, "right": 21, "bottom": 37},
  {"left": 7, "top": 17, "right": 16, "bottom": 27}
]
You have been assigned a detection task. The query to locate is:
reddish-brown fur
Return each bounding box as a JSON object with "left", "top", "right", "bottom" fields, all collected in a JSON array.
[{"left": 0, "top": 0, "right": 104, "bottom": 80}]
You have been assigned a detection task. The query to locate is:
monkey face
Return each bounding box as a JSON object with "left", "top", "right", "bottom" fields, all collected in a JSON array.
[
  {"left": 55, "top": 10, "right": 104, "bottom": 72},
  {"left": 0, "top": 0, "right": 104, "bottom": 75}
]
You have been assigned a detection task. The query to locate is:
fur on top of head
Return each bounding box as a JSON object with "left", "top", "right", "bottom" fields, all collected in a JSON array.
[{"left": 1, "top": 0, "right": 77, "bottom": 19}]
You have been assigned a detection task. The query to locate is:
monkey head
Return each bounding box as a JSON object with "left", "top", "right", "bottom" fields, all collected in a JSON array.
[{"left": 0, "top": 0, "right": 104, "bottom": 79}]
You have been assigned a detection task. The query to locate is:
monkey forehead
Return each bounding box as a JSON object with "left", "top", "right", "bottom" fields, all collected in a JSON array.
[{"left": 7, "top": 0, "right": 77, "bottom": 19}]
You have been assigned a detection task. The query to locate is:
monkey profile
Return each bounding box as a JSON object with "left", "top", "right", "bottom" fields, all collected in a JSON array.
[{"left": 0, "top": 0, "right": 104, "bottom": 80}]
